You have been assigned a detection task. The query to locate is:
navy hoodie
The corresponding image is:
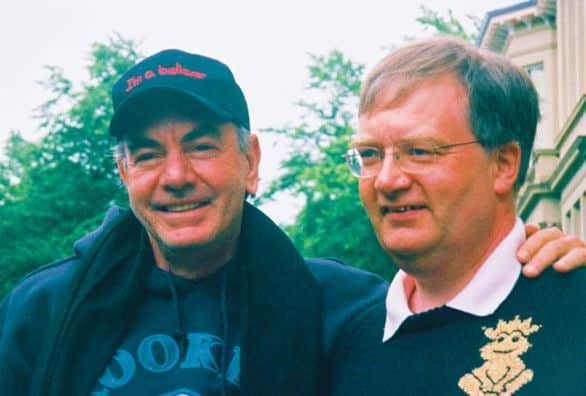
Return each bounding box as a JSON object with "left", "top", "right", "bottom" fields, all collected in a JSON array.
[{"left": 0, "top": 204, "right": 387, "bottom": 395}]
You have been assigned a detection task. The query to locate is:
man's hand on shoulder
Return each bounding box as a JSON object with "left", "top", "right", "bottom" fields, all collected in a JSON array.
[{"left": 518, "top": 224, "right": 586, "bottom": 277}]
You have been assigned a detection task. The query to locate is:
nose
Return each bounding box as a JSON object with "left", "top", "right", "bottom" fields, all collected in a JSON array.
[
  {"left": 161, "top": 150, "right": 195, "bottom": 193},
  {"left": 373, "top": 150, "right": 412, "bottom": 193}
]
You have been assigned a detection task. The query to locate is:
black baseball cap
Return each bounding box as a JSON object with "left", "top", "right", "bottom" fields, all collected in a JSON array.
[{"left": 109, "top": 49, "right": 250, "bottom": 137}]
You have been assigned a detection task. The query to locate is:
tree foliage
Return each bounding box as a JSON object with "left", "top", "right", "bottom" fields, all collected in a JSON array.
[
  {"left": 261, "top": 51, "right": 395, "bottom": 279},
  {"left": 261, "top": 8, "right": 477, "bottom": 279},
  {"left": 0, "top": 36, "right": 141, "bottom": 296},
  {"left": 416, "top": 5, "right": 480, "bottom": 41}
]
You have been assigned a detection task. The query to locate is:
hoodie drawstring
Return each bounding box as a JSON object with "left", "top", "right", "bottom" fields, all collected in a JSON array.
[
  {"left": 165, "top": 268, "right": 230, "bottom": 395},
  {"left": 219, "top": 268, "right": 229, "bottom": 396},
  {"left": 165, "top": 271, "right": 188, "bottom": 359}
]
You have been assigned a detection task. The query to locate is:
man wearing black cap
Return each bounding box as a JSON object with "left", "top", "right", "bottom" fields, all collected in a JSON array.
[
  {"left": 0, "top": 49, "right": 584, "bottom": 396},
  {"left": 0, "top": 49, "right": 335, "bottom": 396}
]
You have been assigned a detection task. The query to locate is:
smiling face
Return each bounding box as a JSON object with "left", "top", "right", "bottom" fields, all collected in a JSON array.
[
  {"left": 117, "top": 118, "right": 260, "bottom": 266},
  {"left": 357, "top": 73, "right": 514, "bottom": 273},
  {"left": 480, "top": 330, "right": 531, "bottom": 360}
]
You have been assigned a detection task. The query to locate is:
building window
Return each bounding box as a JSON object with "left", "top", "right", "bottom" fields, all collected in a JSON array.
[
  {"left": 574, "top": 197, "right": 586, "bottom": 239},
  {"left": 565, "top": 196, "right": 585, "bottom": 239},
  {"left": 525, "top": 63, "right": 547, "bottom": 149}
]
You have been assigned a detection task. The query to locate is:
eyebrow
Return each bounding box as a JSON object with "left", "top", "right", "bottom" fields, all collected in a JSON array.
[
  {"left": 350, "top": 136, "right": 376, "bottom": 146},
  {"left": 181, "top": 123, "right": 222, "bottom": 143},
  {"left": 351, "top": 131, "right": 441, "bottom": 147},
  {"left": 126, "top": 136, "right": 160, "bottom": 153},
  {"left": 125, "top": 123, "right": 223, "bottom": 153}
]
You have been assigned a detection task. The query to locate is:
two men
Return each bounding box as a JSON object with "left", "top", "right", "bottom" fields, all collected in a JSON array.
[
  {"left": 0, "top": 46, "right": 584, "bottom": 395},
  {"left": 332, "top": 37, "right": 585, "bottom": 395}
]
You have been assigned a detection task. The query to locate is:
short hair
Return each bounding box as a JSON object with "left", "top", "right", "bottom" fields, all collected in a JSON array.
[{"left": 360, "top": 37, "right": 540, "bottom": 189}]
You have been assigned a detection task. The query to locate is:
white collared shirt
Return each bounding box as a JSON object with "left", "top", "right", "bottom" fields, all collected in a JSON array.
[{"left": 382, "top": 218, "right": 524, "bottom": 342}]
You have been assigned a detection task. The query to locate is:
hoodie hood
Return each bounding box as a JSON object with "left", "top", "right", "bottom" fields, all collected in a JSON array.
[
  {"left": 31, "top": 202, "right": 324, "bottom": 396},
  {"left": 73, "top": 206, "right": 130, "bottom": 259}
]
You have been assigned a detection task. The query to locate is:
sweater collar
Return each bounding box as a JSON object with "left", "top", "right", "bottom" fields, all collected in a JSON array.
[{"left": 383, "top": 218, "right": 524, "bottom": 342}]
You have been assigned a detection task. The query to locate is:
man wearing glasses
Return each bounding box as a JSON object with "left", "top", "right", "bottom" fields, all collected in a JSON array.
[
  {"left": 332, "top": 37, "right": 586, "bottom": 395},
  {"left": 0, "top": 45, "right": 584, "bottom": 396}
]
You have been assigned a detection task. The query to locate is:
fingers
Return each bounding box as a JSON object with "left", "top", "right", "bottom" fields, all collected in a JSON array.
[
  {"left": 518, "top": 226, "right": 563, "bottom": 263},
  {"left": 523, "top": 223, "right": 539, "bottom": 238},
  {"left": 552, "top": 246, "right": 586, "bottom": 272},
  {"left": 519, "top": 229, "right": 586, "bottom": 277}
]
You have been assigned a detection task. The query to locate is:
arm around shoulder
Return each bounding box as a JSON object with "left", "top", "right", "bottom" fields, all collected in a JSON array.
[{"left": 305, "top": 258, "right": 389, "bottom": 356}]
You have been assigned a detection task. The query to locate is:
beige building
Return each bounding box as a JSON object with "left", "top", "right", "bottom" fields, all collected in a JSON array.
[{"left": 478, "top": 0, "right": 586, "bottom": 239}]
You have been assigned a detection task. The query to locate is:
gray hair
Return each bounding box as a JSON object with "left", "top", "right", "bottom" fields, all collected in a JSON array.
[{"left": 113, "top": 121, "right": 251, "bottom": 166}]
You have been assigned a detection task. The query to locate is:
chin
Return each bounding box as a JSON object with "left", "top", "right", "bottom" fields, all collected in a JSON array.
[
  {"left": 379, "top": 234, "right": 434, "bottom": 259},
  {"left": 157, "top": 228, "right": 217, "bottom": 250}
]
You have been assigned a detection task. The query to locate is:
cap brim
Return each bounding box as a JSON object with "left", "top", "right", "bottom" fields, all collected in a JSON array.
[{"left": 109, "top": 87, "right": 234, "bottom": 137}]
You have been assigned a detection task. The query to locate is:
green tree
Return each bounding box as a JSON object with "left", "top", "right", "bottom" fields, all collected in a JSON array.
[
  {"left": 416, "top": 5, "right": 480, "bottom": 41},
  {"left": 262, "top": 8, "right": 478, "bottom": 279},
  {"left": 261, "top": 51, "right": 394, "bottom": 279},
  {"left": 0, "top": 36, "right": 141, "bottom": 296}
]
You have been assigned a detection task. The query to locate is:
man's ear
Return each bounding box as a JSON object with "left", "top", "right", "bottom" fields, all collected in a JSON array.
[
  {"left": 117, "top": 157, "right": 129, "bottom": 186},
  {"left": 245, "top": 133, "right": 261, "bottom": 196},
  {"left": 492, "top": 142, "right": 521, "bottom": 195}
]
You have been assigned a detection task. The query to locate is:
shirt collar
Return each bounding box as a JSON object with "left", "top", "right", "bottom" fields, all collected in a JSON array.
[{"left": 383, "top": 218, "right": 524, "bottom": 342}]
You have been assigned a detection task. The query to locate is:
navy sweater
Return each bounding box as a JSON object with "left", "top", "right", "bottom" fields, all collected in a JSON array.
[{"left": 331, "top": 268, "right": 586, "bottom": 395}]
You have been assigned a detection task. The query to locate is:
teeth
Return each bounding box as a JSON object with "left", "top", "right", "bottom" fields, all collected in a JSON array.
[
  {"left": 165, "top": 202, "right": 207, "bottom": 212},
  {"left": 389, "top": 205, "right": 423, "bottom": 213}
]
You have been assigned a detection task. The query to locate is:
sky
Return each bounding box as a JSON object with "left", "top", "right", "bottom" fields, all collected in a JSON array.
[{"left": 0, "top": 0, "right": 515, "bottom": 224}]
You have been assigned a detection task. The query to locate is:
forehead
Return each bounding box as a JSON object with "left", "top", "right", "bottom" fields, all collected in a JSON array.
[
  {"left": 123, "top": 117, "right": 232, "bottom": 145},
  {"left": 355, "top": 73, "right": 471, "bottom": 144}
]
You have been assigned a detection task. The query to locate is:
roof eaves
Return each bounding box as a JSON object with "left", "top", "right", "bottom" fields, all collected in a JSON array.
[{"left": 476, "top": 0, "right": 538, "bottom": 48}]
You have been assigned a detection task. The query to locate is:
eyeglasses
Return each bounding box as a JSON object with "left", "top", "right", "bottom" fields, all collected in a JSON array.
[{"left": 344, "top": 140, "right": 481, "bottom": 178}]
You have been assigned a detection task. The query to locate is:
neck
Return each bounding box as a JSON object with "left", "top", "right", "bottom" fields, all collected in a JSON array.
[
  {"left": 402, "top": 215, "right": 517, "bottom": 314},
  {"left": 406, "top": 265, "right": 482, "bottom": 313},
  {"left": 149, "top": 235, "right": 238, "bottom": 281}
]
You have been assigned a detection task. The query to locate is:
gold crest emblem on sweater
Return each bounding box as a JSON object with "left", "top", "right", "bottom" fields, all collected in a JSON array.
[{"left": 458, "top": 316, "right": 541, "bottom": 396}]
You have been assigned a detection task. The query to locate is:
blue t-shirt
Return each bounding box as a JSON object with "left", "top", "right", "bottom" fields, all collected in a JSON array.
[{"left": 91, "top": 263, "right": 240, "bottom": 396}]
